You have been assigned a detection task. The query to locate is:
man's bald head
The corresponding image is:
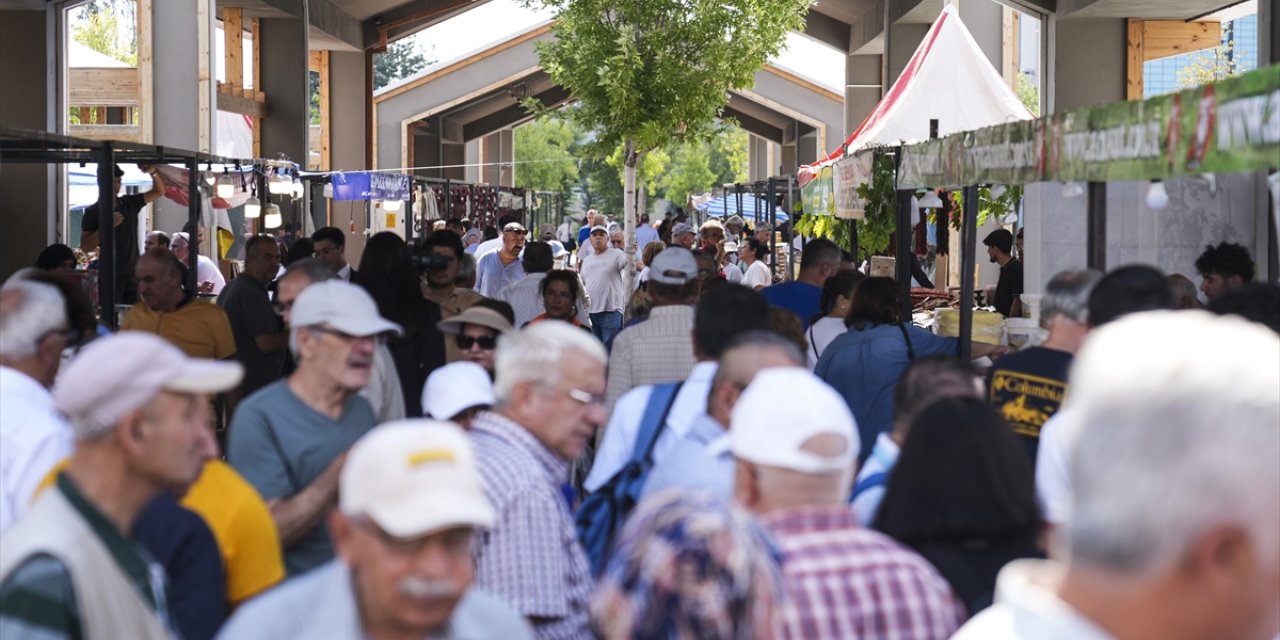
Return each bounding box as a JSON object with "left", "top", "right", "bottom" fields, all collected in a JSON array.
[
  {"left": 709, "top": 331, "right": 805, "bottom": 425},
  {"left": 134, "top": 249, "right": 184, "bottom": 311}
]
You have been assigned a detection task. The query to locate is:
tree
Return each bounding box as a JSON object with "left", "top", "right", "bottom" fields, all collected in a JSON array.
[
  {"left": 1016, "top": 72, "right": 1039, "bottom": 117},
  {"left": 1176, "top": 41, "right": 1244, "bottom": 90},
  {"left": 514, "top": 117, "right": 581, "bottom": 198},
  {"left": 72, "top": 0, "right": 137, "bottom": 66},
  {"left": 529, "top": 0, "right": 809, "bottom": 283},
  {"left": 373, "top": 38, "right": 430, "bottom": 91}
]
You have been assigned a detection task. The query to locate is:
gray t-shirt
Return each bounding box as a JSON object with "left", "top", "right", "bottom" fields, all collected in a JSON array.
[
  {"left": 217, "top": 275, "right": 285, "bottom": 396},
  {"left": 227, "top": 380, "right": 375, "bottom": 576}
]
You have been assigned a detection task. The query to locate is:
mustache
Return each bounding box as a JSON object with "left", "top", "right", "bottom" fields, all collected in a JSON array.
[{"left": 398, "top": 577, "right": 462, "bottom": 599}]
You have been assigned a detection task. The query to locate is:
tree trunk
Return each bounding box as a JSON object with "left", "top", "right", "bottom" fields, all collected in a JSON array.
[{"left": 623, "top": 139, "right": 639, "bottom": 289}]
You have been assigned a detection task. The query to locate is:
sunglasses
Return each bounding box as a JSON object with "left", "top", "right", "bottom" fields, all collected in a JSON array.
[{"left": 456, "top": 334, "right": 498, "bottom": 350}]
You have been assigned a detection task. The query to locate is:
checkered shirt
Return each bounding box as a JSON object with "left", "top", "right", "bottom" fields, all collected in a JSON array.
[
  {"left": 603, "top": 305, "right": 696, "bottom": 410},
  {"left": 763, "top": 505, "right": 965, "bottom": 640},
  {"left": 470, "top": 411, "right": 593, "bottom": 640}
]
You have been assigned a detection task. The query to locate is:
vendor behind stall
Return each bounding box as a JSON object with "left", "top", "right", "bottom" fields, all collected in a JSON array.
[{"left": 80, "top": 164, "right": 166, "bottom": 304}]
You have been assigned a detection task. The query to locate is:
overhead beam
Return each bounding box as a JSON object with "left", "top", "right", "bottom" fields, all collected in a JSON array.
[
  {"left": 362, "top": 0, "right": 486, "bottom": 50},
  {"left": 723, "top": 107, "right": 786, "bottom": 143},
  {"left": 1143, "top": 20, "right": 1220, "bottom": 60},
  {"left": 461, "top": 85, "right": 570, "bottom": 140},
  {"left": 69, "top": 68, "right": 139, "bottom": 106},
  {"left": 803, "top": 10, "right": 852, "bottom": 52},
  {"left": 255, "top": 0, "right": 362, "bottom": 50}
]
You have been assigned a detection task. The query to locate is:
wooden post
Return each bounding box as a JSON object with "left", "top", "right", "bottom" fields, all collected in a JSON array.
[
  {"left": 1127, "top": 19, "right": 1145, "bottom": 100},
  {"left": 224, "top": 8, "right": 243, "bottom": 88},
  {"left": 251, "top": 18, "right": 261, "bottom": 157},
  {"left": 319, "top": 51, "right": 330, "bottom": 171},
  {"left": 137, "top": 0, "right": 152, "bottom": 143}
]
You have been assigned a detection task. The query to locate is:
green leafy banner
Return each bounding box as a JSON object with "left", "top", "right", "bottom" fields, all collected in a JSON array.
[
  {"left": 898, "top": 63, "right": 1280, "bottom": 188},
  {"left": 801, "top": 164, "right": 835, "bottom": 216}
]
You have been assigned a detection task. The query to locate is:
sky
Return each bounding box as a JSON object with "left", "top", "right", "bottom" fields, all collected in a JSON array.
[{"left": 405, "top": 0, "right": 846, "bottom": 95}]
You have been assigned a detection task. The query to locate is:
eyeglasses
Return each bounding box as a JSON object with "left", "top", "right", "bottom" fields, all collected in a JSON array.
[
  {"left": 40, "top": 326, "right": 81, "bottom": 346},
  {"left": 503, "top": 228, "right": 528, "bottom": 236},
  {"left": 456, "top": 333, "right": 498, "bottom": 350}
]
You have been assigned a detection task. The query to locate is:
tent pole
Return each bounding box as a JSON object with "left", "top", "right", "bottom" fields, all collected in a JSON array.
[
  {"left": 97, "top": 142, "right": 117, "bottom": 327},
  {"left": 895, "top": 188, "right": 914, "bottom": 323},
  {"left": 186, "top": 157, "right": 200, "bottom": 295},
  {"left": 958, "top": 184, "right": 979, "bottom": 360},
  {"left": 1087, "top": 181, "right": 1107, "bottom": 271}
]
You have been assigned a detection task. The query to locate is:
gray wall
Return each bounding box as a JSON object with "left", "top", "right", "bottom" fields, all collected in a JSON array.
[
  {"left": 259, "top": 18, "right": 310, "bottom": 167},
  {"left": 958, "top": 0, "right": 1003, "bottom": 70},
  {"left": 152, "top": 0, "right": 216, "bottom": 233},
  {"left": 0, "top": 9, "right": 55, "bottom": 282},
  {"left": 846, "top": 54, "right": 882, "bottom": 138},
  {"left": 1053, "top": 19, "right": 1125, "bottom": 112},
  {"left": 328, "top": 51, "right": 366, "bottom": 172}
]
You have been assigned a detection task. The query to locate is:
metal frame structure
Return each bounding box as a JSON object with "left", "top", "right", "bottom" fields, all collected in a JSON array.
[{"left": 0, "top": 128, "right": 251, "bottom": 328}]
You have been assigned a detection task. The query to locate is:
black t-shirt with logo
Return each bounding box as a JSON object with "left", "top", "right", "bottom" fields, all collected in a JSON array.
[
  {"left": 986, "top": 346, "right": 1072, "bottom": 465},
  {"left": 83, "top": 193, "right": 146, "bottom": 303}
]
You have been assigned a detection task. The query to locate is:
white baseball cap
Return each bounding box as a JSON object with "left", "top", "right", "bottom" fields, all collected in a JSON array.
[
  {"left": 290, "top": 280, "right": 402, "bottom": 337},
  {"left": 710, "top": 368, "right": 859, "bottom": 473},
  {"left": 340, "top": 420, "right": 496, "bottom": 538},
  {"left": 55, "top": 332, "right": 244, "bottom": 438},
  {"left": 422, "top": 361, "right": 495, "bottom": 421}
]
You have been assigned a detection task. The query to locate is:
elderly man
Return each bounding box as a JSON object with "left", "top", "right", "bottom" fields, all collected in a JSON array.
[
  {"left": 604, "top": 247, "right": 699, "bottom": 409},
  {"left": 171, "top": 230, "right": 226, "bottom": 295},
  {"left": 469, "top": 322, "right": 607, "bottom": 638},
  {"left": 0, "top": 333, "right": 240, "bottom": 639},
  {"left": 311, "top": 226, "right": 353, "bottom": 281},
  {"left": 0, "top": 281, "right": 73, "bottom": 532},
  {"left": 218, "top": 421, "right": 532, "bottom": 639},
  {"left": 698, "top": 219, "right": 726, "bottom": 254},
  {"left": 476, "top": 221, "right": 528, "bottom": 298},
  {"left": 227, "top": 280, "right": 401, "bottom": 576},
  {"left": 124, "top": 249, "right": 237, "bottom": 363},
  {"left": 578, "top": 225, "right": 629, "bottom": 344},
  {"left": 761, "top": 238, "right": 842, "bottom": 329},
  {"left": 218, "top": 234, "right": 287, "bottom": 397},
  {"left": 143, "top": 230, "right": 170, "bottom": 252},
  {"left": 955, "top": 311, "right": 1279, "bottom": 639},
  {"left": 670, "top": 222, "right": 696, "bottom": 250},
  {"left": 724, "top": 214, "right": 745, "bottom": 243},
  {"left": 987, "top": 269, "right": 1101, "bottom": 463},
  {"left": 726, "top": 368, "right": 965, "bottom": 639},
  {"left": 642, "top": 331, "right": 805, "bottom": 500}
]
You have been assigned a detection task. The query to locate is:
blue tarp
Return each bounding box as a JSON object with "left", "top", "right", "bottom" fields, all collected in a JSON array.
[{"left": 694, "top": 192, "right": 789, "bottom": 223}]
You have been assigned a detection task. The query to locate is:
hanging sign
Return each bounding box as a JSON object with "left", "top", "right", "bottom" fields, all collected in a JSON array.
[
  {"left": 329, "top": 171, "right": 412, "bottom": 202},
  {"left": 833, "top": 153, "right": 873, "bottom": 219},
  {"left": 800, "top": 164, "right": 835, "bottom": 216},
  {"left": 898, "top": 63, "right": 1280, "bottom": 188}
]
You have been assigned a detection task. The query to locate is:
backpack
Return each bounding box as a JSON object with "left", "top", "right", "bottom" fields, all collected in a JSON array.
[{"left": 575, "top": 381, "right": 683, "bottom": 575}]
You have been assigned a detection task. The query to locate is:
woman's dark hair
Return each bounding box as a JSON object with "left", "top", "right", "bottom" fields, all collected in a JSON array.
[
  {"left": 811, "top": 270, "right": 865, "bottom": 325},
  {"left": 473, "top": 297, "right": 516, "bottom": 327},
  {"left": 742, "top": 237, "right": 767, "bottom": 262},
  {"left": 873, "top": 396, "right": 1040, "bottom": 544},
  {"left": 35, "top": 244, "right": 76, "bottom": 270},
  {"left": 20, "top": 271, "right": 98, "bottom": 348},
  {"left": 355, "top": 232, "right": 428, "bottom": 335},
  {"left": 844, "top": 276, "right": 899, "bottom": 328},
  {"left": 482, "top": 225, "right": 499, "bottom": 241},
  {"left": 541, "top": 270, "right": 581, "bottom": 307},
  {"left": 285, "top": 237, "right": 314, "bottom": 266}
]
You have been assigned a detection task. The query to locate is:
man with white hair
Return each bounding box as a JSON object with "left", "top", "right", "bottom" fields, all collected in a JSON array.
[
  {"left": 0, "top": 281, "right": 73, "bottom": 532},
  {"left": 954, "top": 311, "right": 1280, "bottom": 639},
  {"left": 986, "top": 269, "right": 1101, "bottom": 463},
  {"left": 227, "top": 280, "right": 401, "bottom": 576},
  {"left": 217, "top": 421, "right": 532, "bottom": 639},
  {"left": 726, "top": 367, "right": 965, "bottom": 639},
  {"left": 469, "top": 322, "right": 607, "bottom": 638},
  {"left": 171, "top": 230, "right": 226, "bottom": 295},
  {"left": 0, "top": 332, "right": 241, "bottom": 639}
]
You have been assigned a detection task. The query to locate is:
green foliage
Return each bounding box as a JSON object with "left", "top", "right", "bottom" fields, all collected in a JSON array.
[
  {"left": 949, "top": 185, "right": 1023, "bottom": 231},
  {"left": 606, "top": 145, "right": 668, "bottom": 193},
  {"left": 309, "top": 71, "right": 321, "bottom": 125},
  {"left": 581, "top": 154, "right": 624, "bottom": 212},
  {"left": 514, "top": 117, "right": 581, "bottom": 196},
  {"left": 1016, "top": 72, "right": 1039, "bottom": 117},
  {"left": 72, "top": 0, "right": 137, "bottom": 66},
  {"left": 797, "top": 153, "right": 896, "bottom": 259},
  {"left": 373, "top": 38, "right": 430, "bottom": 91},
  {"left": 1176, "top": 41, "right": 1245, "bottom": 90}
]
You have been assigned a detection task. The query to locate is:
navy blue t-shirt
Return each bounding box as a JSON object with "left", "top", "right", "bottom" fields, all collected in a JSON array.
[
  {"left": 761, "top": 281, "right": 823, "bottom": 329},
  {"left": 133, "top": 493, "right": 226, "bottom": 640},
  {"left": 986, "top": 346, "right": 1072, "bottom": 465}
]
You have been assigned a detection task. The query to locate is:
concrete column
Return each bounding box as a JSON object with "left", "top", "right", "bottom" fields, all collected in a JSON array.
[
  {"left": 957, "top": 0, "right": 1003, "bottom": 71},
  {"left": 1051, "top": 19, "right": 1125, "bottom": 112},
  {"left": 498, "top": 129, "right": 514, "bottom": 187},
  {"left": 1261, "top": 0, "right": 1277, "bottom": 66},
  {"left": 481, "top": 133, "right": 500, "bottom": 185},
  {"left": 464, "top": 139, "right": 481, "bottom": 183},
  {"left": 780, "top": 122, "right": 798, "bottom": 179},
  {"left": 151, "top": 0, "right": 216, "bottom": 232},
  {"left": 0, "top": 9, "right": 55, "bottom": 282},
  {"left": 887, "top": 23, "right": 929, "bottom": 87},
  {"left": 259, "top": 18, "right": 309, "bottom": 169},
  {"left": 845, "top": 54, "right": 882, "bottom": 138},
  {"left": 328, "top": 52, "right": 366, "bottom": 172},
  {"left": 747, "top": 135, "right": 771, "bottom": 182}
]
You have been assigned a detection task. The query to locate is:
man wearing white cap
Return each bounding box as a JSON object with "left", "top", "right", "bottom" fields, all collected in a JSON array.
[
  {"left": 0, "top": 332, "right": 242, "bottom": 640},
  {"left": 578, "top": 225, "right": 629, "bottom": 345},
  {"left": 227, "top": 280, "right": 402, "bottom": 576},
  {"left": 218, "top": 421, "right": 532, "bottom": 639},
  {"left": 422, "top": 361, "right": 495, "bottom": 429},
  {"left": 725, "top": 368, "right": 964, "bottom": 639}
]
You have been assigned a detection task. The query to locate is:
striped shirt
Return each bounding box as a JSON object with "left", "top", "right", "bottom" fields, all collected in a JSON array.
[
  {"left": 763, "top": 505, "right": 965, "bottom": 640},
  {"left": 604, "top": 305, "right": 696, "bottom": 410},
  {"left": 470, "top": 412, "right": 593, "bottom": 640}
]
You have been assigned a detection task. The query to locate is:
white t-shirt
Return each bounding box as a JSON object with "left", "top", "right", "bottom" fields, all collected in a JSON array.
[
  {"left": 1035, "top": 411, "right": 1076, "bottom": 526},
  {"left": 578, "top": 247, "right": 629, "bottom": 314},
  {"left": 806, "top": 316, "right": 847, "bottom": 368},
  {"left": 742, "top": 260, "right": 771, "bottom": 289},
  {"left": 196, "top": 254, "right": 227, "bottom": 294}
]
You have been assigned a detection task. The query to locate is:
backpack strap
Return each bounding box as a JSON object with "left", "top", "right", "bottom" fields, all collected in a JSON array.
[
  {"left": 897, "top": 322, "right": 916, "bottom": 361},
  {"left": 630, "top": 382, "right": 684, "bottom": 466},
  {"left": 851, "top": 471, "right": 889, "bottom": 500}
]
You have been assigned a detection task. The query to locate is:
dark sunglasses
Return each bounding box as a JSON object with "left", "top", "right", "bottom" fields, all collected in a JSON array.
[{"left": 456, "top": 334, "right": 498, "bottom": 350}]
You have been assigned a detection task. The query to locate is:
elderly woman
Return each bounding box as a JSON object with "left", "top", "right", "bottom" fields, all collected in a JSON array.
[
  {"left": 436, "top": 302, "right": 514, "bottom": 376},
  {"left": 590, "top": 490, "right": 781, "bottom": 640}
]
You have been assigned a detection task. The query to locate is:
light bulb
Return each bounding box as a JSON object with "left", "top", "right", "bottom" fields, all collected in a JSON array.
[
  {"left": 917, "top": 191, "right": 943, "bottom": 209},
  {"left": 1146, "top": 181, "right": 1168, "bottom": 210},
  {"left": 383, "top": 199, "right": 402, "bottom": 212},
  {"left": 243, "top": 196, "right": 261, "bottom": 218},
  {"left": 264, "top": 203, "right": 282, "bottom": 229},
  {"left": 291, "top": 179, "right": 305, "bottom": 199},
  {"left": 216, "top": 172, "right": 235, "bottom": 198},
  {"left": 989, "top": 184, "right": 1007, "bottom": 199},
  {"left": 1061, "top": 182, "right": 1085, "bottom": 198},
  {"left": 268, "top": 171, "right": 289, "bottom": 195},
  {"left": 204, "top": 165, "right": 216, "bottom": 186},
  {"left": 323, "top": 182, "right": 334, "bottom": 199}
]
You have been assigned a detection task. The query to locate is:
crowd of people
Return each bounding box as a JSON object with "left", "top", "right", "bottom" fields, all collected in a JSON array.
[{"left": 1, "top": 191, "right": 1277, "bottom": 640}]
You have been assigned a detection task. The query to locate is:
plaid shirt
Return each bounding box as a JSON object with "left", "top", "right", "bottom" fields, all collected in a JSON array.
[
  {"left": 604, "top": 305, "right": 696, "bottom": 410},
  {"left": 763, "top": 505, "right": 965, "bottom": 640},
  {"left": 470, "top": 412, "right": 593, "bottom": 640}
]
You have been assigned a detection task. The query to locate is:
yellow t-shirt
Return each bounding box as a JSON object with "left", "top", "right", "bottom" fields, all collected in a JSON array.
[
  {"left": 121, "top": 298, "right": 237, "bottom": 360},
  {"left": 35, "top": 460, "right": 284, "bottom": 605}
]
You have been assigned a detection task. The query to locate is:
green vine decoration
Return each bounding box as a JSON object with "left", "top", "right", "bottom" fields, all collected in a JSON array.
[
  {"left": 795, "top": 152, "right": 897, "bottom": 261},
  {"left": 947, "top": 185, "right": 1024, "bottom": 230}
]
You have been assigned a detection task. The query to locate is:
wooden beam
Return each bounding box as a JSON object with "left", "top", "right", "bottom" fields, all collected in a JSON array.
[
  {"left": 319, "top": 50, "right": 330, "bottom": 171},
  {"left": 69, "top": 123, "right": 141, "bottom": 141},
  {"left": 69, "top": 68, "right": 140, "bottom": 106},
  {"left": 1001, "top": 6, "right": 1018, "bottom": 88},
  {"left": 224, "top": 8, "right": 243, "bottom": 88},
  {"left": 138, "top": 0, "right": 153, "bottom": 143},
  {"left": 252, "top": 18, "right": 261, "bottom": 158},
  {"left": 1143, "top": 20, "right": 1221, "bottom": 61},
  {"left": 217, "top": 90, "right": 271, "bottom": 118},
  {"left": 198, "top": 0, "right": 211, "bottom": 152},
  {"left": 1127, "top": 18, "right": 1145, "bottom": 101}
]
